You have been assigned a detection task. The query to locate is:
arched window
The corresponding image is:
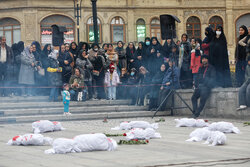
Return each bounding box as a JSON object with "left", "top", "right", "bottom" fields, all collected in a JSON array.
[
  {"left": 87, "top": 17, "right": 102, "bottom": 43},
  {"left": 136, "top": 19, "right": 146, "bottom": 42},
  {"left": 235, "top": 13, "right": 250, "bottom": 37},
  {"left": 150, "top": 18, "right": 161, "bottom": 42},
  {"left": 111, "top": 16, "right": 125, "bottom": 43},
  {"left": 0, "top": 18, "right": 21, "bottom": 46},
  {"left": 209, "top": 16, "right": 223, "bottom": 30},
  {"left": 40, "top": 15, "right": 75, "bottom": 46},
  {"left": 186, "top": 16, "right": 201, "bottom": 39}
]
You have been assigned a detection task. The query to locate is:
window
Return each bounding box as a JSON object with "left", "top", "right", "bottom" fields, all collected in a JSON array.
[
  {"left": 209, "top": 16, "right": 223, "bottom": 31},
  {"left": 150, "top": 18, "right": 161, "bottom": 43},
  {"left": 111, "top": 16, "right": 125, "bottom": 43},
  {"left": 40, "top": 15, "right": 75, "bottom": 46},
  {"left": 186, "top": 16, "right": 201, "bottom": 39},
  {"left": 0, "top": 18, "right": 21, "bottom": 46},
  {"left": 87, "top": 17, "right": 102, "bottom": 43},
  {"left": 136, "top": 19, "right": 146, "bottom": 42}
]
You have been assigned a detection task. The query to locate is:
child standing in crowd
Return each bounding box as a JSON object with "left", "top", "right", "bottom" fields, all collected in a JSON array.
[
  {"left": 62, "top": 83, "right": 71, "bottom": 116},
  {"left": 104, "top": 63, "right": 120, "bottom": 100}
]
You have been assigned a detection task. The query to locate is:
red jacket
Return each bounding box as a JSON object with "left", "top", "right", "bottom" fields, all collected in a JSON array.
[
  {"left": 201, "top": 43, "right": 209, "bottom": 56},
  {"left": 190, "top": 50, "right": 202, "bottom": 74}
]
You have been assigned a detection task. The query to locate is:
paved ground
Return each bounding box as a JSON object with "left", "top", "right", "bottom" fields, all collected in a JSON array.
[{"left": 0, "top": 116, "right": 250, "bottom": 167}]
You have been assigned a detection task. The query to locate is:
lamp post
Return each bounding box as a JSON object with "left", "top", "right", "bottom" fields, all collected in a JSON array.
[
  {"left": 73, "top": 0, "right": 82, "bottom": 44},
  {"left": 91, "top": 0, "right": 98, "bottom": 44}
]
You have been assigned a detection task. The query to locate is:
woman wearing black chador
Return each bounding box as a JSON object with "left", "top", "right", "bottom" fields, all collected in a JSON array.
[{"left": 209, "top": 26, "right": 232, "bottom": 88}]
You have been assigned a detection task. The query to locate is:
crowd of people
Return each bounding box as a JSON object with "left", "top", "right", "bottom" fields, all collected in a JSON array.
[{"left": 0, "top": 25, "right": 249, "bottom": 116}]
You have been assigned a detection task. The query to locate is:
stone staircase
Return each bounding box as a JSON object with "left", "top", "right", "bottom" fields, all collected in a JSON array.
[{"left": 0, "top": 96, "right": 167, "bottom": 124}]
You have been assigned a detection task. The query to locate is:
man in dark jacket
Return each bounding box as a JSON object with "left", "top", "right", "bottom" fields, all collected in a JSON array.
[
  {"left": 191, "top": 54, "right": 216, "bottom": 118},
  {"left": 0, "top": 36, "right": 13, "bottom": 96},
  {"left": 237, "top": 56, "right": 250, "bottom": 110}
]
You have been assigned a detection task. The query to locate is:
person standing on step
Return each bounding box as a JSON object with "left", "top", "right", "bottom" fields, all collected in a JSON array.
[
  {"left": 191, "top": 55, "right": 216, "bottom": 118},
  {"left": 237, "top": 56, "right": 250, "bottom": 110},
  {"left": 62, "top": 83, "right": 71, "bottom": 116}
]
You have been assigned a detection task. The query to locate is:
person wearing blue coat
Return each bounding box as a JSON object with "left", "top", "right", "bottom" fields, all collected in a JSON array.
[{"left": 158, "top": 59, "right": 180, "bottom": 111}]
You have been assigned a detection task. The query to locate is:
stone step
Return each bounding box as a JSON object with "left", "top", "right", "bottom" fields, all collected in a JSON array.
[
  {"left": 0, "top": 100, "right": 132, "bottom": 109},
  {"left": 0, "top": 96, "right": 50, "bottom": 103},
  {"left": 0, "top": 111, "right": 168, "bottom": 124},
  {"left": 0, "top": 105, "right": 147, "bottom": 116}
]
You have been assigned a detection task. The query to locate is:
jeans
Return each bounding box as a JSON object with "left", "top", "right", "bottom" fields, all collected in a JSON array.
[
  {"left": 108, "top": 85, "right": 116, "bottom": 100},
  {"left": 191, "top": 86, "right": 211, "bottom": 117},
  {"left": 64, "top": 101, "right": 69, "bottom": 113},
  {"left": 238, "top": 82, "right": 250, "bottom": 106},
  {"left": 49, "top": 87, "right": 59, "bottom": 101}
]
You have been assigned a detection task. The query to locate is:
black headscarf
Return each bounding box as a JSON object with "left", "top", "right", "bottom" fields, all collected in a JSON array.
[
  {"left": 116, "top": 41, "right": 124, "bottom": 52},
  {"left": 239, "top": 25, "right": 248, "bottom": 40},
  {"left": 77, "top": 42, "right": 89, "bottom": 54},
  {"left": 203, "top": 26, "right": 214, "bottom": 43},
  {"left": 17, "top": 41, "right": 24, "bottom": 54},
  {"left": 69, "top": 42, "right": 78, "bottom": 55},
  {"left": 42, "top": 44, "right": 52, "bottom": 56}
]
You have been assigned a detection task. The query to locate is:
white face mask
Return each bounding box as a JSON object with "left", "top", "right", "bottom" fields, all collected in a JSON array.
[{"left": 216, "top": 31, "right": 221, "bottom": 36}]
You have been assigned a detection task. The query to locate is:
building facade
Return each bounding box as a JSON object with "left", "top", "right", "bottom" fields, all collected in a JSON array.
[{"left": 0, "top": 0, "right": 250, "bottom": 61}]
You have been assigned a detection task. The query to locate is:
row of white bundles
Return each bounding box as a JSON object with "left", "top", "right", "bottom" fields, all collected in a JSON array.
[
  {"left": 175, "top": 118, "right": 240, "bottom": 134},
  {"left": 186, "top": 127, "right": 227, "bottom": 146},
  {"left": 45, "top": 133, "right": 117, "bottom": 154},
  {"left": 7, "top": 134, "right": 53, "bottom": 146},
  {"left": 111, "top": 121, "right": 158, "bottom": 130},
  {"left": 32, "top": 120, "right": 64, "bottom": 134},
  {"left": 125, "top": 128, "right": 161, "bottom": 140}
]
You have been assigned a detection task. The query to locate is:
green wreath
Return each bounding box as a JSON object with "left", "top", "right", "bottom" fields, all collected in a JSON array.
[{"left": 118, "top": 139, "right": 149, "bottom": 145}]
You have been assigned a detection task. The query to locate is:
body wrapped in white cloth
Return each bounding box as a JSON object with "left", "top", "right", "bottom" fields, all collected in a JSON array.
[
  {"left": 175, "top": 118, "right": 209, "bottom": 127},
  {"left": 45, "top": 133, "right": 117, "bottom": 154},
  {"left": 7, "top": 134, "right": 52, "bottom": 146},
  {"left": 125, "top": 128, "right": 161, "bottom": 140},
  {"left": 111, "top": 121, "right": 158, "bottom": 130},
  {"left": 32, "top": 120, "right": 64, "bottom": 134},
  {"left": 208, "top": 122, "right": 240, "bottom": 134}
]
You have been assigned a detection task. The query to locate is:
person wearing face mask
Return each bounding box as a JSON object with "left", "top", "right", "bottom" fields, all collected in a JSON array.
[
  {"left": 191, "top": 43, "right": 203, "bottom": 83},
  {"left": 209, "top": 26, "right": 232, "bottom": 88},
  {"left": 142, "top": 37, "right": 151, "bottom": 69},
  {"left": 235, "top": 25, "right": 248, "bottom": 87},
  {"left": 88, "top": 43, "right": 100, "bottom": 62},
  {"left": 191, "top": 55, "right": 216, "bottom": 118},
  {"left": 202, "top": 27, "right": 214, "bottom": 56}
]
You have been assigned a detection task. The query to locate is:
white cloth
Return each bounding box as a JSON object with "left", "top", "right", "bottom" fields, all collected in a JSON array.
[
  {"left": 208, "top": 122, "right": 240, "bottom": 134},
  {"left": 126, "top": 128, "right": 161, "bottom": 140},
  {"left": 111, "top": 121, "right": 158, "bottom": 130},
  {"left": 45, "top": 133, "right": 117, "bottom": 154},
  {"left": 186, "top": 127, "right": 211, "bottom": 142},
  {"left": 32, "top": 120, "right": 64, "bottom": 134},
  {"left": 204, "top": 131, "right": 226, "bottom": 146},
  {"left": 175, "top": 118, "right": 209, "bottom": 127},
  {"left": 7, "top": 134, "right": 52, "bottom": 146},
  {"left": 0, "top": 47, "right": 7, "bottom": 63}
]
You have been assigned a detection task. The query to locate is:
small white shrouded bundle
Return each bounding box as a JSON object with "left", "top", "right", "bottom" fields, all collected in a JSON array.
[
  {"left": 7, "top": 134, "right": 53, "bottom": 146},
  {"left": 186, "top": 127, "right": 211, "bottom": 142},
  {"left": 175, "top": 118, "right": 209, "bottom": 127},
  {"left": 111, "top": 121, "right": 158, "bottom": 130},
  {"left": 45, "top": 133, "right": 117, "bottom": 154},
  {"left": 126, "top": 128, "right": 161, "bottom": 140},
  {"left": 32, "top": 120, "right": 64, "bottom": 134},
  {"left": 204, "top": 131, "right": 227, "bottom": 146},
  {"left": 208, "top": 122, "right": 240, "bottom": 134}
]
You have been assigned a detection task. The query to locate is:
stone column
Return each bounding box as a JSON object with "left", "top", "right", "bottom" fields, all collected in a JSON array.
[
  {"left": 177, "top": 10, "right": 184, "bottom": 40},
  {"left": 127, "top": 9, "right": 135, "bottom": 43},
  {"left": 226, "top": 0, "right": 234, "bottom": 61},
  {"left": 23, "top": 9, "right": 38, "bottom": 45}
]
